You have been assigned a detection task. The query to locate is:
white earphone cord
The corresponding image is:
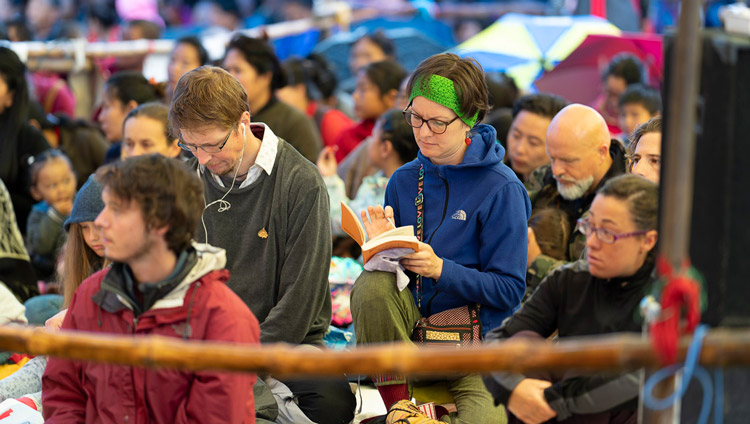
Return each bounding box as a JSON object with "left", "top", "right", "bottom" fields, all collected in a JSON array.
[{"left": 201, "top": 124, "right": 246, "bottom": 244}]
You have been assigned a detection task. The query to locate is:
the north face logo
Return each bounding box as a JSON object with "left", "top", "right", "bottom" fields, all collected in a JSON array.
[{"left": 451, "top": 210, "right": 467, "bottom": 221}]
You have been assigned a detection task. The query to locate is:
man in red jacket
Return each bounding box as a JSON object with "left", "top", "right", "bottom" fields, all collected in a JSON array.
[{"left": 42, "top": 154, "right": 260, "bottom": 424}]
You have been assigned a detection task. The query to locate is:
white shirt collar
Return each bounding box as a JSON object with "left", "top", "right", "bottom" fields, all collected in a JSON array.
[{"left": 203, "top": 122, "right": 278, "bottom": 189}]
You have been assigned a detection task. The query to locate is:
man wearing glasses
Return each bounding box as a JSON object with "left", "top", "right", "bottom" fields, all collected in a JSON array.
[
  {"left": 525, "top": 104, "right": 627, "bottom": 292},
  {"left": 169, "top": 66, "right": 355, "bottom": 424}
]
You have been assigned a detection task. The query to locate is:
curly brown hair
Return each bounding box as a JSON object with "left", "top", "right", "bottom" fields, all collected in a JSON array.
[{"left": 95, "top": 155, "right": 203, "bottom": 253}]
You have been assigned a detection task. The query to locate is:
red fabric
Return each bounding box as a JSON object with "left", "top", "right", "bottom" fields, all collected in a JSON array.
[
  {"left": 377, "top": 383, "right": 410, "bottom": 410},
  {"left": 590, "top": 0, "right": 607, "bottom": 18},
  {"left": 333, "top": 119, "right": 375, "bottom": 163},
  {"left": 650, "top": 257, "right": 701, "bottom": 365},
  {"left": 8, "top": 353, "right": 32, "bottom": 364},
  {"left": 31, "top": 73, "right": 76, "bottom": 116},
  {"left": 306, "top": 102, "right": 354, "bottom": 149},
  {"left": 42, "top": 268, "right": 260, "bottom": 424},
  {"left": 17, "top": 396, "right": 37, "bottom": 410}
]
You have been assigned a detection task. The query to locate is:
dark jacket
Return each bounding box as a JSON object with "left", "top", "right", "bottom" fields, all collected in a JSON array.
[
  {"left": 253, "top": 97, "right": 322, "bottom": 163},
  {"left": 42, "top": 244, "right": 260, "bottom": 424},
  {"left": 525, "top": 140, "right": 627, "bottom": 290},
  {"left": 483, "top": 257, "right": 656, "bottom": 421},
  {"left": 0, "top": 123, "right": 51, "bottom": 235}
]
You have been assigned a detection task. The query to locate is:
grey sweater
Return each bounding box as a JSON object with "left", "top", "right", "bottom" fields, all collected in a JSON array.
[
  {"left": 253, "top": 98, "right": 322, "bottom": 163},
  {"left": 189, "top": 140, "right": 332, "bottom": 345}
]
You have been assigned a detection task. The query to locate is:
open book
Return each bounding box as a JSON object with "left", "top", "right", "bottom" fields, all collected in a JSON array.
[{"left": 341, "top": 202, "right": 420, "bottom": 264}]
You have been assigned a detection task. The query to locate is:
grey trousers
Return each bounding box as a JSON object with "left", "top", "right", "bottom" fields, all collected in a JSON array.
[{"left": 351, "top": 271, "right": 507, "bottom": 423}]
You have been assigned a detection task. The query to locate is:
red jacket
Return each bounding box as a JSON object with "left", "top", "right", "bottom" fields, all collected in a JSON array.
[
  {"left": 42, "top": 245, "right": 259, "bottom": 424},
  {"left": 333, "top": 119, "right": 375, "bottom": 163}
]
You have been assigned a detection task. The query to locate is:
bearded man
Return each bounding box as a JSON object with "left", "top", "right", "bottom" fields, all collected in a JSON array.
[{"left": 525, "top": 104, "right": 627, "bottom": 287}]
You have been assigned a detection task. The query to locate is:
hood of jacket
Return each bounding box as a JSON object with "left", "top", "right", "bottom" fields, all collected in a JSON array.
[
  {"left": 417, "top": 123, "right": 504, "bottom": 173},
  {"left": 94, "top": 241, "right": 228, "bottom": 314}
]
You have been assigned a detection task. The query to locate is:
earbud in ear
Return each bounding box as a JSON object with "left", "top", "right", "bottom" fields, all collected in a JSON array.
[{"left": 242, "top": 124, "right": 246, "bottom": 138}]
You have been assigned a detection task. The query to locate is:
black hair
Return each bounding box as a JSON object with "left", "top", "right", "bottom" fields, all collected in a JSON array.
[
  {"left": 176, "top": 35, "right": 209, "bottom": 66},
  {"left": 88, "top": 1, "right": 119, "bottom": 28},
  {"left": 483, "top": 107, "right": 514, "bottom": 148},
  {"left": 378, "top": 108, "right": 418, "bottom": 164},
  {"left": 360, "top": 60, "right": 407, "bottom": 97},
  {"left": 512, "top": 93, "right": 568, "bottom": 120},
  {"left": 282, "top": 54, "right": 339, "bottom": 101},
  {"left": 307, "top": 53, "right": 338, "bottom": 99},
  {"left": 104, "top": 71, "right": 163, "bottom": 106},
  {"left": 597, "top": 174, "right": 659, "bottom": 232},
  {"left": 618, "top": 83, "right": 662, "bottom": 115},
  {"left": 5, "top": 17, "right": 33, "bottom": 41},
  {"left": 486, "top": 72, "right": 519, "bottom": 110},
  {"left": 352, "top": 31, "right": 396, "bottom": 58},
  {"left": 0, "top": 47, "right": 30, "bottom": 148},
  {"left": 603, "top": 53, "right": 646, "bottom": 85},
  {"left": 226, "top": 34, "right": 287, "bottom": 90},
  {"left": 29, "top": 149, "right": 73, "bottom": 188}
]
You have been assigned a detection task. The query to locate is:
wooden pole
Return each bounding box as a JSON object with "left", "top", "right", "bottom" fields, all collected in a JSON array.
[
  {"left": 0, "top": 327, "right": 749, "bottom": 378},
  {"left": 645, "top": 0, "right": 704, "bottom": 422}
]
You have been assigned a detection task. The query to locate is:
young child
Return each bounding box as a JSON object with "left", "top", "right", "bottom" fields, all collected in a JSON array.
[
  {"left": 618, "top": 83, "right": 661, "bottom": 140},
  {"left": 318, "top": 108, "right": 418, "bottom": 238},
  {"left": 26, "top": 150, "right": 77, "bottom": 280},
  {"left": 333, "top": 60, "right": 407, "bottom": 162}
]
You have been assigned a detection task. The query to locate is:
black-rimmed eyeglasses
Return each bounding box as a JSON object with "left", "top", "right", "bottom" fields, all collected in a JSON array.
[
  {"left": 402, "top": 109, "right": 460, "bottom": 135},
  {"left": 177, "top": 124, "right": 236, "bottom": 153}
]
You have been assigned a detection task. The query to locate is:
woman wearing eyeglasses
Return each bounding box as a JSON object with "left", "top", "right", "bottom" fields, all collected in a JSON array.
[
  {"left": 483, "top": 174, "right": 658, "bottom": 424},
  {"left": 350, "top": 53, "right": 531, "bottom": 422}
]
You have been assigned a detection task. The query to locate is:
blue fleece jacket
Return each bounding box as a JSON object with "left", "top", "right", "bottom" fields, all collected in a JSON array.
[{"left": 385, "top": 124, "right": 531, "bottom": 335}]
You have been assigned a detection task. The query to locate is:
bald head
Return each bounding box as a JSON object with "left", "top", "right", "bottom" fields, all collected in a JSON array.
[
  {"left": 548, "top": 104, "right": 610, "bottom": 150},
  {"left": 545, "top": 104, "right": 613, "bottom": 200}
]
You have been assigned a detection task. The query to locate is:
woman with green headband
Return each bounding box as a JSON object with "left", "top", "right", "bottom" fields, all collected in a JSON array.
[{"left": 350, "top": 53, "right": 532, "bottom": 422}]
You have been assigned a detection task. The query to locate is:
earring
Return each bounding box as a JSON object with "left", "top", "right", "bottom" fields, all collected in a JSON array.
[{"left": 465, "top": 131, "right": 471, "bottom": 146}]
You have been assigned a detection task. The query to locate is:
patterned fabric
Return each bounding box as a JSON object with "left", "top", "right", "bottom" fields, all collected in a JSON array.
[
  {"left": 0, "top": 180, "right": 29, "bottom": 262},
  {"left": 408, "top": 75, "right": 479, "bottom": 128},
  {"left": 386, "top": 400, "right": 441, "bottom": 424},
  {"left": 412, "top": 304, "right": 482, "bottom": 348}
]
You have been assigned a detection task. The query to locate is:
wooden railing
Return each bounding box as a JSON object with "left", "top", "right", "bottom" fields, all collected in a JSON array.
[{"left": 0, "top": 326, "right": 748, "bottom": 378}]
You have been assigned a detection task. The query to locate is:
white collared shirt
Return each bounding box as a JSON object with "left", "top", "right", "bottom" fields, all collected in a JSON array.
[{"left": 204, "top": 122, "right": 278, "bottom": 189}]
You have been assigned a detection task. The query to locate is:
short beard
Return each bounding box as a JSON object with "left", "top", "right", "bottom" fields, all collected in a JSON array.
[{"left": 556, "top": 175, "right": 594, "bottom": 200}]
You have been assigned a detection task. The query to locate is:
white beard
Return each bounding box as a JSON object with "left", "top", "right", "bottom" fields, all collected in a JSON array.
[{"left": 556, "top": 175, "right": 595, "bottom": 200}]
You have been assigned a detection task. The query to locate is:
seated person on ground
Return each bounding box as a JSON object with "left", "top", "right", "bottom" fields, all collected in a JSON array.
[
  {"left": 317, "top": 108, "right": 418, "bottom": 237},
  {"left": 351, "top": 52, "right": 530, "bottom": 423},
  {"left": 484, "top": 174, "right": 659, "bottom": 424},
  {"left": 170, "top": 66, "right": 356, "bottom": 423},
  {"left": 526, "top": 104, "right": 627, "bottom": 286},
  {"left": 505, "top": 93, "right": 568, "bottom": 182},
  {"left": 42, "top": 155, "right": 260, "bottom": 423}
]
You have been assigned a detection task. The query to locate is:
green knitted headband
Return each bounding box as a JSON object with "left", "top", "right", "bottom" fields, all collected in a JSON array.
[{"left": 408, "top": 74, "right": 479, "bottom": 128}]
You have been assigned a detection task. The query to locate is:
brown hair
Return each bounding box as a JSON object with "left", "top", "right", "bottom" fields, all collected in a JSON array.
[
  {"left": 528, "top": 208, "right": 571, "bottom": 260},
  {"left": 60, "top": 223, "right": 108, "bottom": 308},
  {"left": 95, "top": 155, "right": 203, "bottom": 253},
  {"left": 169, "top": 65, "right": 249, "bottom": 136},
  {"left": 598, "top": 174, "right": 659, "bottom": 232},
  {"left": 627, "top": 116, "right": 662, "bottom": 172},
  {"left": 406, "top": 53, "right": 490, "bottom": 125},
  {"left": 124, "top": 102, "right": 175, "bottom": 146}
]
